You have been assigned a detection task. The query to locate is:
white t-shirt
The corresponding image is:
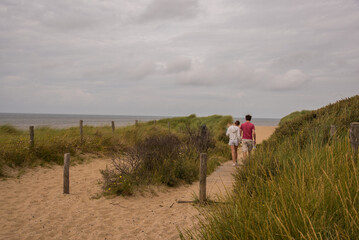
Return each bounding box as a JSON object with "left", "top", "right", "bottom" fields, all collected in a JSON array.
[{"left": 226, "top": 125, "right": 241, "bottom": 141}]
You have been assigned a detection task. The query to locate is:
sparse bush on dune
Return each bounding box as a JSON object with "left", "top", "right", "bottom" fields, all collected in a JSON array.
[
  {"left": 101, "top": 117, "right": 230, "bottom": 195},
  {"left": 102, "top": 133, "right": 197, "bottom": 195},
  {"left": 183, "top": 95, "right": 359, "bottom": 239}
]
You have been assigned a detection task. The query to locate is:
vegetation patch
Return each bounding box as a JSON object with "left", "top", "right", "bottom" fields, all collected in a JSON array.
[
  {"left": 0, "top": 126, "right": 126, "bottom": 177},
  {"left": 0, "top": 115, "right": 232, "bottom": 195},
  {"left": 101, "top": 115, "right": 232, "bottom": 196},
  {"left": 182, "top": 95, "right": 359, "bottom": 239},
  {"left": 278, "top": 110, "right": 311, "bottom": 126}
]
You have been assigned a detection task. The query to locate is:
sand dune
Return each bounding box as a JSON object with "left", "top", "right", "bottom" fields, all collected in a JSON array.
[{"left": 0, "top": 126, "right": 276, "bottom": 240}]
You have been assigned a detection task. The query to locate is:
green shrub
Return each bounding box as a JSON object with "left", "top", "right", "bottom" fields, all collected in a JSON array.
[
  {"left": 101, "top": 116, "right": 231, "bottom": 195},
  {"left": 101, "top": 132, "right": 201, "bottom": 195}
]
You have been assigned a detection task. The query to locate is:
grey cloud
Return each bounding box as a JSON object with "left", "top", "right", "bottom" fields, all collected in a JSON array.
[
  {"left": 270, "top": 69, "right": 310, "bottom": 91},
  {"left": 83, "top": 60, "right": 157, "bottom": 82},
  {"left": 0, "top": 78, "right": 96, "bottom": 113},
  {"left": 165, "top": 57, "right": 192, "bottom": 74},
  {"left": 269, "top": 52, "right": 321, "bottom": 73},
  {"left": 170, "top": 59, "right": 311, "bottom": 92},
  {"left": 139, "top": 0, "right": 200, "bottom": 22},
  {"left": 0, "top": 0, "right": 137, "bottom": 34},
  {"left": 171, "top": 60, "right": 253, "bottom": 87},
  {"left": 0, "top": 0, "right": 358, "bottom": 117}
]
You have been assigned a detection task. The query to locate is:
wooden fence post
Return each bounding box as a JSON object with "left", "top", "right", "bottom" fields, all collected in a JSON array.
[
  {"left": 63, "top": 153, "right": 70, "bottom": 194},
  {"left": 111, "top": 121, "right": 115, "bottom": 133},
  {"left": 80, "top": 120, "right": 83, "bottom": 144},
  {"left": 135, "top": 120, "right": 138, "bottom": 126},
  {"left": 330, "top": 124, "right": 337, "bottom": 137},
  {"left": 350, "top": 122, "right": 359, "bottom": 159},
  {"left": 29, "top": 126, "right": 34, "bottom": 148},
  {"left": 168, "top": 122, "right": 171, "bottom": 131},
  {"left": 199, "top": 153, "right": 207, "bottom": 203}
]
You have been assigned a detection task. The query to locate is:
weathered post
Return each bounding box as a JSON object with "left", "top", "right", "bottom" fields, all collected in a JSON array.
[
  {"left": 199, "top": 153, "right": 207, "bottom": 203},
  {"left": 200, "top": 125, "right": 209, "bottom": 153},
  {"left": 350, "top": 122, "right": 359, "bottom": 160},
  {"left": 79, "top": 120, "right": 83, "bottom": 144},
  {"left": 63, "top": 153, "right": 70, "bottom": 194},
  {"left": 111, "top": 121, "right": 115, "bottom": 133},
  {"left": 29, "top": 126, "right": 34, "bottom": 148},
  {"left": 330, "top": 125, "right": 337, "bottom": 137},
  {"left": 168, "top": 122, "right": 171, "bottom": 131},
  {"left": 135, "top": 120, "right": 138, "bottom": 126}
]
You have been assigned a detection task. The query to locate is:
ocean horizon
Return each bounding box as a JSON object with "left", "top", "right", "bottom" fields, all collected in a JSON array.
[{"left": 0, "top": 112, "right": 280, "bottom": 129}]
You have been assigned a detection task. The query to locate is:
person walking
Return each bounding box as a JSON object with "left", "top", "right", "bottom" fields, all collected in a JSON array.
[
  {"left": 240, "top": 115, "right": 256, "bottom": 162},
  {"left": 226, "top": 120, "right": 241, "bottom": 166}
]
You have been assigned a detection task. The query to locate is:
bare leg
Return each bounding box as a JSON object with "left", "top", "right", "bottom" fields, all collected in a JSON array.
[
  {"left": 242, "top": 151, "right": 248, "bottom": 161},
  {"left": 231, "top": 145, "right": 237, "bottom": 165},
  {"left": 234, "top": 145, "right": 238, "bottom": 164}
]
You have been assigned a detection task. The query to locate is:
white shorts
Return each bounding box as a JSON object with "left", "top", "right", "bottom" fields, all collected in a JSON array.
[{"left": 229, "top": 139, "right": 239, "bottom": 146}]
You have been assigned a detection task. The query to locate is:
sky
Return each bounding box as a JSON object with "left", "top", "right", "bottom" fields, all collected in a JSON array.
[{"left": 0, "top": 0, "right": 358, "bottom": 118}]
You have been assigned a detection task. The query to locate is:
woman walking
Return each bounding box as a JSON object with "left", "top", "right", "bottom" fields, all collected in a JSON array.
[{"left": 226, "top": 120, "right": 241, "bottom": 166}]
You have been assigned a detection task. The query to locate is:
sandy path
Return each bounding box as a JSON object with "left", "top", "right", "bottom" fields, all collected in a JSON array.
[{"left": 0, "top": 126, "right": 276, "bottom": 240}]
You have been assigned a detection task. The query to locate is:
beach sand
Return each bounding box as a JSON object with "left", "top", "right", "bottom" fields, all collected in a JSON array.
[{"left": 0, "top": 126, "right": 276, "bottom": 240}]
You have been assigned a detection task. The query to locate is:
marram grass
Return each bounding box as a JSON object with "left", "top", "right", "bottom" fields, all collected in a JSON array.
[
  {"left": 0, "top": 115, "right": 232, "bottom": 184},
  {"left": 182, "top": 95, "right": 359, "bottom": 239}
]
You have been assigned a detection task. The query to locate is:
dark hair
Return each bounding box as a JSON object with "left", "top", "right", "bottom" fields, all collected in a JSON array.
[
  {"left": 245, "top": 115, "right": 252, "bottom": 121},
  {"left": 235, "top": 120, "right": 240, "bottom": 126}
]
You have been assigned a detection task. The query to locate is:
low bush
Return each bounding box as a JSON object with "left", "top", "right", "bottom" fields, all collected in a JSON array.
[{"left": 101, "top": 123, "right": 223, "bottom": 195}]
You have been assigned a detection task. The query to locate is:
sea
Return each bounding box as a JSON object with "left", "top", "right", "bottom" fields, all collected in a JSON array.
[{"left": 0, "top": 113, "right": 280, "bottom": 129}]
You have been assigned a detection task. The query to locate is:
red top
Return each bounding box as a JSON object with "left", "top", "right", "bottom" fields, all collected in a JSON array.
[{"left": 240, "top": 122, "right": 255, "bottom": 140}]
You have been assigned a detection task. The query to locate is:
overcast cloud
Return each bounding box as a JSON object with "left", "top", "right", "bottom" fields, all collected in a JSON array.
[{"left": 0, "top": 0, "right": 358, "bottom": 118}]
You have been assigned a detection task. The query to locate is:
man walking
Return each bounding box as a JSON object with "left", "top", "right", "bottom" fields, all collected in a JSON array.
[{"left": 240, "top": 115, "right": 256, "bottom": 161}]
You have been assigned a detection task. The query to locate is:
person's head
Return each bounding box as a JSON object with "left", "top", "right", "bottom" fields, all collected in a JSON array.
[
  {"left": 235, "top": 120, "right": 240, "bottom": 126},
  {"left": 245, "top": 115, "right": 252, "bottom": 121}
]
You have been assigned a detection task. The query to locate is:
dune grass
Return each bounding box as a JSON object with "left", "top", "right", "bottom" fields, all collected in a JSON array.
[
  {"left": 278, "top": 110, "right": 311, "bottom": 126},
  {"left": 0, "top": 125, "right": 126, "bottom": 177},
  {"left": 0, "top": 115, "right": 232, "bottom": 194},
  {"left": 182, "top": 95, "right": 359, "bottom": 239}
]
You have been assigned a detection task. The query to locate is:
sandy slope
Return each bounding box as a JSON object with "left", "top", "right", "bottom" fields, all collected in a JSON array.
[{"left": 0, "top": 126, "right": 276, "bottom": 240}]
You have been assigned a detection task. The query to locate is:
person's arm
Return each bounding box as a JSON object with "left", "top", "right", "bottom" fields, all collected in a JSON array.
[
  {"left": 237, "top": 128, "right": 241, "bottom": 140},
  {"left": 252, "top": 128, "right": 256, "bottom": 143}
]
